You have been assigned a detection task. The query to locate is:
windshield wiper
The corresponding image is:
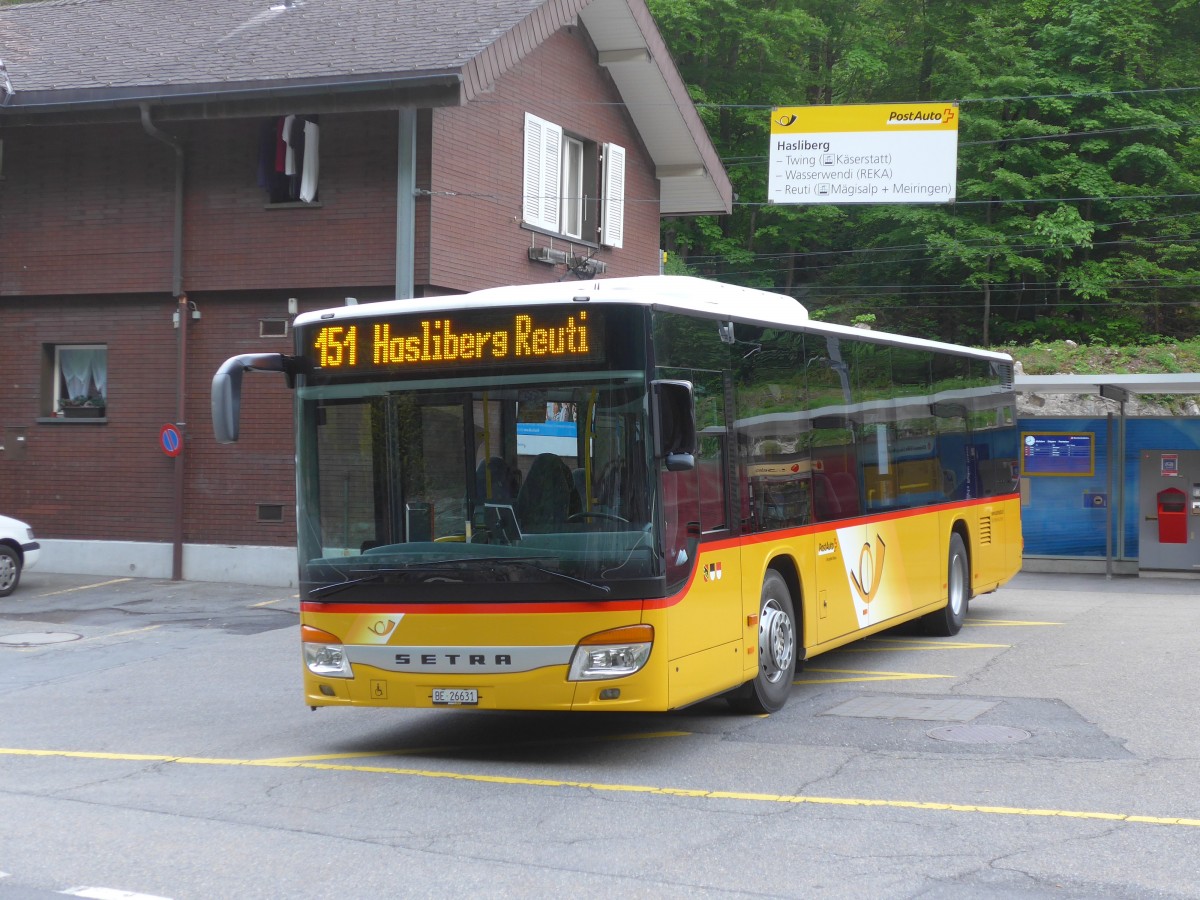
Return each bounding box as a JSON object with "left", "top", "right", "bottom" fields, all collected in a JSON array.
[
  {"left": 308, "top": 571, "right": 385, "bottom": 599},
  {"left": 504, "top": 561, "right": 612, "bottom": 593},
  {"left": 309, "top": 557, "right": 611, "bottom": 598},
  {"left": 411, "top": 557, "right": 612, "bottom": 594}
]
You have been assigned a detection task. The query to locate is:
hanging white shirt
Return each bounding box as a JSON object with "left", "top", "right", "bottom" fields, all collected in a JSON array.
[
  {"left": 300, "top": 120, "right": 320, "bottom": 202},
  {"left": 281, "top": 114, "right": 297, "bottom": 176}
]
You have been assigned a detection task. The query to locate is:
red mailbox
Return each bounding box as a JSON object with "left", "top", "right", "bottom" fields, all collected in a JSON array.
[{"left": 1157, "top": 487, "right": 1187, "bottom": 544}]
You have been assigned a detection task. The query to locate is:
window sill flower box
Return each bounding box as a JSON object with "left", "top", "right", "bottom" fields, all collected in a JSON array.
[
  {"left": 60, "top": 406, "right": 105, "bottom": 418},
  {"left": 58, "top": 398, "right": 107, "bottom": 418}
]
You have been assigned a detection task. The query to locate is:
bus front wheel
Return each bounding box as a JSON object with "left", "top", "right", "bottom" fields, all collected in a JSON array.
[
  {"left": 728, "top": 571, "right": 796, "bottom": 714},
  {"left": 923, "top": 532, "right": 969, "bottom": 636}
]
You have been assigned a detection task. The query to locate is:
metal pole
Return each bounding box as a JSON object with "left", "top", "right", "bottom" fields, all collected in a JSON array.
[
  {"left": 141, "top": 104, "right": 187, "bottom": 582},
  {"left": 1106, "top": 411, "right": 1113, "bottom": 579},
  {"left": 173, "top": 294, "right": 188, "bottom": 581},
  {"left": 396, "top": 108, "right": 417, "bottom": 300}
]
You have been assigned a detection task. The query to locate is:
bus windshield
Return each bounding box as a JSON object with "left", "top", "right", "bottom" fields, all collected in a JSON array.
[{"left": 296, "top": 371, "right": 661, "bottom": 602}]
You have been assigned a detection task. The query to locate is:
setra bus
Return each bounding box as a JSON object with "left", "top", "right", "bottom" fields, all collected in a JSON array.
[{"left": 212, "top": 276, "right": 1022, "bottom": 714}]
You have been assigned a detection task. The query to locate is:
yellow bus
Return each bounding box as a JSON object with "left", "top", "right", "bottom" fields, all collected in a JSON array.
[{"left": 212, "top": 276, "right": 1021, "bottom": 714}]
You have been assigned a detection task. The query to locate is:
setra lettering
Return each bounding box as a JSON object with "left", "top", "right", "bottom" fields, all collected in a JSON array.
[{"left": 394, "top": 652, "right": 514, "bottom": 667}]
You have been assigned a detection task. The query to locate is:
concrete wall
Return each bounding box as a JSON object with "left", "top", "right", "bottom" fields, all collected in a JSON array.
[{"left": 37, "top": 539, "right": 297, "bottom": 588}]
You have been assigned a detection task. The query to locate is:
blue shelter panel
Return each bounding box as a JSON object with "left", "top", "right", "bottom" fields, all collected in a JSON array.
[
  {"left": 1019, "top": 415, "right": 1200, "bottom": 559},
  {"left": 1018, "top": 418, "right": 1111, "bottom": 556}
]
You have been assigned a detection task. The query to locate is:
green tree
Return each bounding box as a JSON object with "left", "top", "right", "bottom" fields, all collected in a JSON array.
[{"left": 648, "top": 0, "right": 1200, "bottom": 346}]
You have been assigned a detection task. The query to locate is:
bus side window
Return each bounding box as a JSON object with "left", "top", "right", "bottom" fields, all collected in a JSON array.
[
  {"left": 693, "top": 371, "right": 728, "bottom": 533},
  {"left": 733, "top": 329, "right": 809, "bottom": 534}
]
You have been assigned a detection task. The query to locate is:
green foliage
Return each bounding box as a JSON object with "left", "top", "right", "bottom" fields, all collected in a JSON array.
[
  {"left": 1002, "top": 336, "right": 1200, "bottom": 376},
  {"left": 647, "top": 0, "right": 1200, "bottom": 348}
]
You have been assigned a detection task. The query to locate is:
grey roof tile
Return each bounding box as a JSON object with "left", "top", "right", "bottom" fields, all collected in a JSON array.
[
  {"left": 1, "top": 0, "right": 547, "bottom": 92},
  {"left": 0, "top": 0, "right": 734, "bottom": 215}
]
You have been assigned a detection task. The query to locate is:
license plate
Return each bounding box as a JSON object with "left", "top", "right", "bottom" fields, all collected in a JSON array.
[{"left": 432, "top": 688, "right": 478, "bottom": 706}]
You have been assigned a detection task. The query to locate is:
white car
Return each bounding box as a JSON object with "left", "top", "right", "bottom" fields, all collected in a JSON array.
[{"left": 0, "top": 514, "right": 39, "bottom": 597}]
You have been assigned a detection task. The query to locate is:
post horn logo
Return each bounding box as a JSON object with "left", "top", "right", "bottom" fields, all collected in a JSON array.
[
  {"left": 849, "top": 535, "right": 886, "bottom": 605},
  {"left": 368, "top": 619, "right": 398, "bottom": 637},
  {"left": 776, "top": 113, "right": 797, "bottom": 127}
]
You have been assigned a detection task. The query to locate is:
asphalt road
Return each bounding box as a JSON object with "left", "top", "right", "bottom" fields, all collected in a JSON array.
[{"left": 2, "top": 569, "right": 1199, "bottom": 899}]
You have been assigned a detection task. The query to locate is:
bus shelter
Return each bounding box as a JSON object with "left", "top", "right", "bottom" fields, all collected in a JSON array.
[{"left": 1015, "top": 374, "right": 1200, "bottom": 578}]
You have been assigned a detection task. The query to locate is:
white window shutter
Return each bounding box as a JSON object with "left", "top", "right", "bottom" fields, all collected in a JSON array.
[
  {"left": 600, "top": 142, "right": 626, "bottom": 248},
  {"left": 523, "top": 113, "right": 562, "bottom": 232}
]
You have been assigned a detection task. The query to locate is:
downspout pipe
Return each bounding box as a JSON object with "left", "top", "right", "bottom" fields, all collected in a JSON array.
[
  {"left": 140, "top": 103, "right": 184, "bottom": 297},
  {"left": 141, "top": 104, "right": 188, "bottom": 581}
]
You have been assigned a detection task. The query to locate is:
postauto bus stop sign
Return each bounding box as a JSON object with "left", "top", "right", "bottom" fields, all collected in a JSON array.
[{"left": 768, "top": 102, "right": 959, "bottom": 205}]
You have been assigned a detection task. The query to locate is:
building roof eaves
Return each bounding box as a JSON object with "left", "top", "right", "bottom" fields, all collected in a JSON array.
[
  {"left": 580, "top": 0, "right": 731, "bottom": 216},
  {"left": 0, "top": 71, "right": 465, "bottom": 121}
]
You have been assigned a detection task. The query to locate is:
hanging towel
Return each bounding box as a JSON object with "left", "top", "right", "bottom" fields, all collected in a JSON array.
[
  {"left": 282, "top": 114, "right": 297, "bottom": 176},
  {"left": 300, "top": 119, "right": 320, "bottom": 202}
]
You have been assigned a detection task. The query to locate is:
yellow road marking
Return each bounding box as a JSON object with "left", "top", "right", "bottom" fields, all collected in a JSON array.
[
  {"left": 1, "top": 746, "right": 1197, "bottom": 829},
  {"left": 82, "top": 625, "right": 162, "bottom": 642},
  {"left": 252, "top": 595, "right": 301, "bottom": 608},
  {"left": 35, "top": 578, "right": 133, "bottom": 598},
  {"left": 854, "top": 638, "right": 1009, "bottom": 652},
  {"left": 798, "top": 668, "right": 954, "bottom": 684},
  {"left": 967, "top": 619, "right": 1064, "bottom": 627},
  {"left": 259, "top": 730, "right": 691, "bottom": 763}
]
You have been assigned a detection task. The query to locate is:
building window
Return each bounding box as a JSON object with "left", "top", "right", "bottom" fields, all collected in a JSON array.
[
  {"left": 523, "top": 113, "right": 624, "bottom": 247},
  {"left": 52, "top": 344, "right": 107, "bottom": 417},
  {"left": 561, "top": 136, "right": 585, "bottom": 239},
  {"left": 258, "top": 115, "right": 321, "bottom": 204}
]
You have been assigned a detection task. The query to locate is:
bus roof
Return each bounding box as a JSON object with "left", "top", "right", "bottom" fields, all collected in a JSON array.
[
  {"left": 297, "top": 276, "right": 808, "bottom": 327},
  {"left": 295, "top": 276, "right": 1011, "bottom": 363}
]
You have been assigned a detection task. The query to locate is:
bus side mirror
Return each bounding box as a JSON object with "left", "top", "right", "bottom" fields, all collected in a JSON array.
[
  {"left": 653, "top": 379, "right": 696, "bottom": 472},
  {"left": 211, "top": 353, "right": 290, "bottom": 444}
]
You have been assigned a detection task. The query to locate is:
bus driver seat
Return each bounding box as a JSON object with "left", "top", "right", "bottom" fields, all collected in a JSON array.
[
  {"left": 477, "top": 456, "right": 520, "bottom": 501},
  {"left": 516, "top": 453, "right": 582, "bottom": 532}
]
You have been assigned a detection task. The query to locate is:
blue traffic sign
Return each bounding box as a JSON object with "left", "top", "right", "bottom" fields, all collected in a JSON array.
[{"left": 160, "top": 423, "right": 182, "bottom": 457}]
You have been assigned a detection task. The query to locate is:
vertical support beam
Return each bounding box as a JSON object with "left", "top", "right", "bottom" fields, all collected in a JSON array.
[
  {"left": 1105, "top": 411, "right": 1113, "bottom": 580},
  {"left": 1116, "top": 399, "right": 1127, "bottom": 562},
  {"left": 142, "top": 103, "right": 187, "bottom": 581},
  {"left": 174, "top": 294, "right": 189, "bottom": 582},
  {"left": 396, "top": 108, "right": 417, "bottom": 300}
]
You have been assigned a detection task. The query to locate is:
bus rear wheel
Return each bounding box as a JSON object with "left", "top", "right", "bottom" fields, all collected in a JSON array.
[
  {"left": 728, "top": 570, "right": 796, "bottom": 714},
  {"left": 923, "top": 532, "right": 969, "bottom": 636}
]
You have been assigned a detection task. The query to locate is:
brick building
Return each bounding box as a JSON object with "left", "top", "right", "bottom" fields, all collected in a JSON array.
[{"left": 0, "top": 0, "right": 730, "bottom": 585}]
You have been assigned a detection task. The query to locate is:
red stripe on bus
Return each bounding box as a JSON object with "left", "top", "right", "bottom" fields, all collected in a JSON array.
[{"left": 301, "top": 494, "right": 1018, "bottom": 616}]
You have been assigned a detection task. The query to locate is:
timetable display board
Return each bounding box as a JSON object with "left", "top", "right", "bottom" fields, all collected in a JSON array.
[{"left": 1020, "top": 432, "right": 1095, "bottom": 477}]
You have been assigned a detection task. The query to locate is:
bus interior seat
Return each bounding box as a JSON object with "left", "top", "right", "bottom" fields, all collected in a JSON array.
[
  {"left": 828, "top": 472, "right": 860, "bottom": 516},
  {"left": 812, "top": 473, "right": 841, "bottom": 520},
  {"left": 572, "top": 467, "right": 590, "bottom": 507},
  {"left": 516, "top": 453, "right": 582, "bottom": 531},
  {"left": 595, "top": 459, "right": 650, "bottom": 523},
  {"left": 477, "top": 456, "right": 520, "bottom": 501}
]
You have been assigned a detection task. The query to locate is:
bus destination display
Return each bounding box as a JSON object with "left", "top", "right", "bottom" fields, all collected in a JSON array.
[{"left": 308, "top": 308, "right": 602, "bottom": 373}]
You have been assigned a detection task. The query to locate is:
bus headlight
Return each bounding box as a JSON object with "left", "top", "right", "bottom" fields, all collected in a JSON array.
[
  {"left": 567, "top": 625, "right": 653, "bottom": 681},
  {"left": 302, "top": 625, "right": 352, "bottom": 678}
]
